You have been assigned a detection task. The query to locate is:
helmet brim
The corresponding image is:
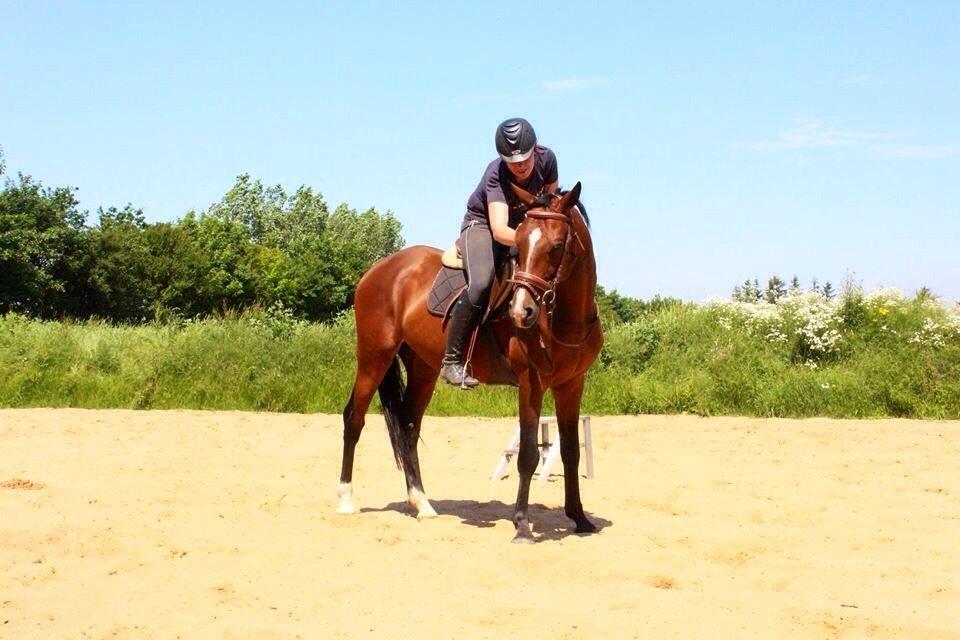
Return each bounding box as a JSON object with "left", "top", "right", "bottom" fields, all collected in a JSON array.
[{"left": 499, "top": 148, "right": 534, "bottom": 164}]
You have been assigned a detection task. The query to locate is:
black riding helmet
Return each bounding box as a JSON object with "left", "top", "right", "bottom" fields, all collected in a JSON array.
[{"left": 495, "top": 118, "right": 537, "bottom": 163}]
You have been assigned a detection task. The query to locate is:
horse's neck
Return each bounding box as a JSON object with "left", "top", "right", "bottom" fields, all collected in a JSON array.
[{"left": 556, "top": 233, "right": 597, "bottom": 322}]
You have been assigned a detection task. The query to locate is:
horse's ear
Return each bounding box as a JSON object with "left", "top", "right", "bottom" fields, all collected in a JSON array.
[
  {"left": 509, "top": 182, "right": 537, "bottom": 205},
  {"left": 557, "top": 182, "right": 582, "bottom": 212}
]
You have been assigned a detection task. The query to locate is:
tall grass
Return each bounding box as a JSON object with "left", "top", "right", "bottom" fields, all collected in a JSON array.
[
  {"left": 2, "top": 289, "right": 958, "bottom": 418},
  {"left": 588, "top": 290, "right": 960, "bottom": 418}
]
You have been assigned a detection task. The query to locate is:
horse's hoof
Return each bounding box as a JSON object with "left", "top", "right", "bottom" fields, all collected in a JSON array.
[
  {"left": 574, "top": 520, "right": 598, "bottom": 534},
  {"left": 408, "top": 489, "right": 437, "bottom": 519},
  {"left": 415, "top": 504, "right": 438, "bottom": 519},
  {"left": 336, "top": 482, "right": 355, "bottom": 514},
  {"left": 511, "top": 533, "right": 536, "bottom": 545}
]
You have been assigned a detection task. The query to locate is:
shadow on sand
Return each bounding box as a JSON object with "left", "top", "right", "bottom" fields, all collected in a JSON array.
[{"left": 361, "top": 499, "right": 612, "bottom": 542}]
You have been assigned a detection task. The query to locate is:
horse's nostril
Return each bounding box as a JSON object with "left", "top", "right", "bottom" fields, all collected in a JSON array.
[{"left": 524, "top": 307, "right": 534, "bottom": 319}]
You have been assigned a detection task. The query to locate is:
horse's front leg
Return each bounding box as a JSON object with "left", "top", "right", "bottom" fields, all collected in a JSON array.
[
  {"left": 512, "top": 369, "right": 544, "bottom": 544},
  {"left": 554, "top": 375, "right": 596, "bottom": 533}
]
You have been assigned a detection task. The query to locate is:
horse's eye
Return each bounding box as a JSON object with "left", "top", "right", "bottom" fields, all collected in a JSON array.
[{"left": 551, "top": 243, "right": 564, "bottom": 254}]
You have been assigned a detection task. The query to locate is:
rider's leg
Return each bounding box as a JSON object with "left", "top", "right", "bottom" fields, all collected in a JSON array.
[
  {"left": 439, "top": 222, "right": 495, "bottom": 388},
  {"left": 439, "top": 290, "right": 483, "bottom": 388}
]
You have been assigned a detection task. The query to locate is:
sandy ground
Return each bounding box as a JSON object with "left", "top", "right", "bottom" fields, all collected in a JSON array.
[{"left": 1, "top": 409, "right": 958, "bottom": 639}]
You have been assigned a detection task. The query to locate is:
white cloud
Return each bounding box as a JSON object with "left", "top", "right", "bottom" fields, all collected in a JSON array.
[
  {"left": 539, "top": 76, "right": 607, "bottom": 92},
  {"left": 744, "top": 119, "right": 957, "bottom": 159},
  {"left": 744, "top": 119, "right": 903, "bottom": 151},
  {"left": 871, "top": 143, "right": 960, "bottom": 159}
]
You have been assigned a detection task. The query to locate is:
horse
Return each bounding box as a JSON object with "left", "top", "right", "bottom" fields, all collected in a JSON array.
[{"left": 337, "top": 181, "right": 603, "bottom": 543}]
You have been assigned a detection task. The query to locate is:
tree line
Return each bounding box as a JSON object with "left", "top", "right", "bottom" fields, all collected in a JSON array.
[
  {"left": 0, "top": 148, "right": 404, "bottom": 322},
  {"left": 732, "top": 276, "right": 837, "bottom": 303},
  {"left": 2, "top": 147, "right": 664, "bottom": 326}
]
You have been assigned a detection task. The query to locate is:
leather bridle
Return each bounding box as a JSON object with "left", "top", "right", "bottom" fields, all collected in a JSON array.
[
  {"left": 508, "top": 209, "right": 574, "bottom": 305},
  {"left": 507, "top": 205, "right": 597, "bottom": 349}
]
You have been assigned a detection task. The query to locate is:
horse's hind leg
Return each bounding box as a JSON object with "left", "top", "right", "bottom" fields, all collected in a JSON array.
[
  {"left": 399, "top": 345, "right": 440, "bottom": 519},
  {"left": 338, "top": 346, "right": 397, "bottom": 514}
]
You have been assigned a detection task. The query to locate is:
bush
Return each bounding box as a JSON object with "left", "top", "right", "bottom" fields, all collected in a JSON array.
[
  {"left": 1, "top": 287, "right": 958, "bottom": 418},
  {"left": 600, "top": 318, "right": 661, "bottom": 371}
]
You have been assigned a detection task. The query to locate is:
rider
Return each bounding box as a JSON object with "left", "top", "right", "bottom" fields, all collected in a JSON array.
[{"left": 438, "top": 117, "right": 559, "bottom": 388}]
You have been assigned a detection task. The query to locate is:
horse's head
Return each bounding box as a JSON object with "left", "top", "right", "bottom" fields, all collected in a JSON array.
[{"left": 508, "top": 181, "right": 583, "bottom": 329}]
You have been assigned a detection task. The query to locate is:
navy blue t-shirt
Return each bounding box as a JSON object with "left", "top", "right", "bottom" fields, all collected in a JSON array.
[{"left": 462, "top": 145, "right": 558, "bottom": 231}]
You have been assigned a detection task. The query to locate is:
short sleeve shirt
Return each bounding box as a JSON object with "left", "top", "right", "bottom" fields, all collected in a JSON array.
[{"left": 462, "top": 145, "right": 558, "bottom": 231}]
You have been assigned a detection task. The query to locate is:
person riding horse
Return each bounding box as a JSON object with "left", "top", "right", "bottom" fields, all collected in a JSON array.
[
  {"left": 340, "top": 149, "right": 601, "bottom": 541},
  {"left": 439, "top": 118, "right": 559, "bottom": 388}
]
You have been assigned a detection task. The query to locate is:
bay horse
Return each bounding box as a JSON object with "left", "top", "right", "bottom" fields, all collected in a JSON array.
[{"left": 337, "top": 182, "right": 603, "bottom": 543}]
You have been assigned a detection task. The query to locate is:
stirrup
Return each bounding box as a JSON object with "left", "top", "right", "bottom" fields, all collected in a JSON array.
[{"left": 439, "top": 362, "right": 478, "bottom": 389}]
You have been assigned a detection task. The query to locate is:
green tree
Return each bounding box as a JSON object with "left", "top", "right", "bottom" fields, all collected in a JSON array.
[
  {"left": 142, "top": 222, "right": 214, "bottom": 318},
  {"left": 595, "top": 286, "right": 679, "bottom": 325},
  {"left": 207, "top": 173, "right": 286, "bottom": 241},
  {"left": 264, "top": 185, "right": 331, "bottom": 250},
  {"left": 765, "top": 276, "right": 787, "bottom": 303},
  {"left": 0, "top": 172, "right": 87, "bottom": 317},
  {"left": 0, "top": 165, "right": 406, "bottom": 322},
  {"left": 181, "top": 210, "right": 256, "bottom": 312},
  {"left": 327, "top": 203, "right": 404, "bottom": 290},
  {"left": 81, "top": 205, "right": 157, "bottom": 321},
  {"left": 822, "top": 281, "right": 835, "bottom": 300},
  {"left": 196, "top": 174, "right": 403, "bottom": 319},
  {"left": 733, "top": 278, "right": 762, "bottom": 302},
  {"left": 915, "top": 286, "right": 937, "bottom": 303},
  {"left": 206, "top": 175, "right": 334, "bottom": 251}
]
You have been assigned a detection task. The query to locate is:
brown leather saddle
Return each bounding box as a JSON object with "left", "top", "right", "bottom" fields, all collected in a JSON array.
[{"left": 427, "top": 248, "right": 517, "bottom": 328}]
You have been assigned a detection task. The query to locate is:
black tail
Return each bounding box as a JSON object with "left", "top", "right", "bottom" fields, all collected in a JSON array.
[{"left": 378, "top": 356, "right": 413, "bottom": 470}]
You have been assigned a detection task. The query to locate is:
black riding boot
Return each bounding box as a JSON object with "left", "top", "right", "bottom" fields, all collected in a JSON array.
[{"left": 439, "top": 292, "right": 483, "bottom": 389}]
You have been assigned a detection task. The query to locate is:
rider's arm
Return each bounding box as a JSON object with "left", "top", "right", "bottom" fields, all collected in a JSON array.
[
  {"left": 488, "top": 202, "right": 516, "bottom": 246},
  {"left": 544, "top": 150, "right": 559, "bottom": 195}
]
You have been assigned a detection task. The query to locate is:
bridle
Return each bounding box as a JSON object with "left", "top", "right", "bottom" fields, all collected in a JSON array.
[
  {"left": 507, "top": 201, "right": 598, "bottom": 349},
  {"left": 508, "top": 209, "right": 574, "bottom": 306}
]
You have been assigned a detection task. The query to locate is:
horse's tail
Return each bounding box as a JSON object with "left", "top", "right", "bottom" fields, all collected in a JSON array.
[{"left": 378, "top": 356, "right": 412, "bottom": 470}]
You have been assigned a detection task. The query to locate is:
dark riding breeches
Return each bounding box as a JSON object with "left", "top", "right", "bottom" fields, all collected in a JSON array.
[{"left": 458, "top": 221, "right": 507, "bottom": 308}]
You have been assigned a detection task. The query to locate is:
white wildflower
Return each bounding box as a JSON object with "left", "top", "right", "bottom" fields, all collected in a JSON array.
[
  {"left": 780, "top": 292, "right": 843, "bottom": 358},
  {"left": 865, "top": 287, "right": 906, "bottom": 307},
  {"left": 910, "top": 317, "right": 946, "bottom": 348}
]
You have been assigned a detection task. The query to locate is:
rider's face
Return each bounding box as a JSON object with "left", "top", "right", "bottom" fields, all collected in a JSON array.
[{"left": 505, "top": 155, "right": 536, "bottom": 183}]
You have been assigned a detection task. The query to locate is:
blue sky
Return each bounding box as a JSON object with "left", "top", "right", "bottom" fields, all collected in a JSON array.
[{"left": 2, "top": 1, "right": 958, "bottom": 301}]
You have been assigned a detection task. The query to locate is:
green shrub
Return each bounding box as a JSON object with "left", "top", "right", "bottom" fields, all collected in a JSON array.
[{"left": 1, "top": 287, "right": 958, "bottom": 418}]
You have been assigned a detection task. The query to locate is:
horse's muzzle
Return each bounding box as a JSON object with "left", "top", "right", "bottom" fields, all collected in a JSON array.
[{"left": 510, "top": 289, "right": 539, "bottom": 329}]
